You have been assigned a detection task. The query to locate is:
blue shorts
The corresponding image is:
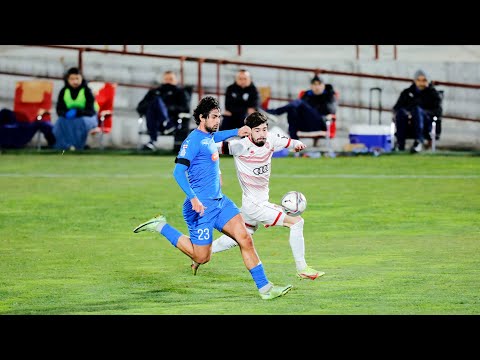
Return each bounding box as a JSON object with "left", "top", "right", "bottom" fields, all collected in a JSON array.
[{"left": 183, "top": 196, "right": 240, "bottom": 246}]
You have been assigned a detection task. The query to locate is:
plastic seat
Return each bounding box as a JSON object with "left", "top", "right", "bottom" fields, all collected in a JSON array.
[
  {"left": 89, "top": 81, "right": 116, "bottom": 149},
  {"left": 13, "top": 80, "right": 53, "bottom": 149}
]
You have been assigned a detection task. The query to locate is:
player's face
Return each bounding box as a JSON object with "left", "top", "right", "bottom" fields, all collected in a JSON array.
[
  {"left": 251, "top": 123, "right": 268, "bottom": 146},
  {"left": 204, "top": 109, "right": 222, "bottom": 133}
]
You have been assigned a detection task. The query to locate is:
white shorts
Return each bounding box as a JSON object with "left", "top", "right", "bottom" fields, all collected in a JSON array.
[{"left": 240, "top": 200, "right": 286, "bottom": 232}]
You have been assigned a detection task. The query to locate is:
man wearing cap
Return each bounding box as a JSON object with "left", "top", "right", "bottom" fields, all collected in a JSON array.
[{"left": 393, "top": 69, "right": 443, "bottom": 153}]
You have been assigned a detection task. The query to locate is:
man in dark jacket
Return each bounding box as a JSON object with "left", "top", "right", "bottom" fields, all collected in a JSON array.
[
  {"left": 266, "top": 75, "right": 337, "bottom": 139},
  {"left": 393, "top": 69, "right": 443, "bottom": 153},
  {"left": 220, "top": 69, "right": 260, "bottom": 130},
  {"left": 137, "top": 71, "right": 190, "bottom": 150}
]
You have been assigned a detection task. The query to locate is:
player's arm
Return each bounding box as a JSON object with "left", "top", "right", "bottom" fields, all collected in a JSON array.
[
  {"left": 272, "top": 134, "right": 306, "bottom": 152},
  {"left": 213, "top": 126, "right": 251, "bottom": 142},
  {"left": 173, "top": 161, "right": 196, "bottom": 200},
  {"left": 174, "top": 141, "right": 206, "bottom": 215}
]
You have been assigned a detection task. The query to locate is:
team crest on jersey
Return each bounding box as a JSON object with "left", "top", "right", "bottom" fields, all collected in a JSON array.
[
  {"left": 179, "top": 144, "right": 188, "bottom": 157},
  {"left": 211, "top": 152, "right": 219, "bottom": 161},
  {"left": 265, "top": 143, "right": 270, "bottom": 149}
]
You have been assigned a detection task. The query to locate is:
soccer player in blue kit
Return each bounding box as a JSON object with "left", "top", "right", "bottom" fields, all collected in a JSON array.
[{"left": 133, "top": 96, "right": 292, "bottom": 300}]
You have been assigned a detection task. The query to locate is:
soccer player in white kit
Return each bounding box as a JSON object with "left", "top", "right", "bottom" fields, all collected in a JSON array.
[{"left": 192, "top": 111, "right": 325, "bottom": 280}]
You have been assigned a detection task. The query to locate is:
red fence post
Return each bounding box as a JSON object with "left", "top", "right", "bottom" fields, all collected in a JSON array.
[
  {"left": 198, "top": 59, "right": 204, "bottom": 99},
  {"left": 237, "top": 45, "right": 242, "bottom": 56},
  {"left": 374, "top": 45, "right": 379, "bottom": 60},
  {"left": 180, "top": 57, "right": 185, "bottom": 86},
  {"left": 78, "top": 49, "right": 83, "bottom": 72},
  {"left": 216, "top": 61, "right": 221, "bottom": 99}
]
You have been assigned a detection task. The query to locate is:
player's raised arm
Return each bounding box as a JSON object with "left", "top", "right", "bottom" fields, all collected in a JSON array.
[
  {"left": 271, "top": 133, "right": 307, "bottom": 152},
  {"left": 213, "top": 125, "right": 252, "bottom": 142}
]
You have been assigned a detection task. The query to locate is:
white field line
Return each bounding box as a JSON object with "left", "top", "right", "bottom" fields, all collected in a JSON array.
[{"left": 0, "top": 173, "right": 479, "bottom": 179}]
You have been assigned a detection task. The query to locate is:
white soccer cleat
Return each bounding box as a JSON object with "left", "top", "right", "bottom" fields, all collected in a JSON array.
[{"left": 133, "top": 214, "right": 166, "bottom": 233}]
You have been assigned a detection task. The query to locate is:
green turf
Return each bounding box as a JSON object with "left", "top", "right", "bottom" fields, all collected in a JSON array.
[{"left": 0, "top": 152, "right": 479, "bottom": 314}]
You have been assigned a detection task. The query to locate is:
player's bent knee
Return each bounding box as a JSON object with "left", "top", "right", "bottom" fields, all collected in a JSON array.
[
  {"left": 237, "top": 233, "right": 254, "bottom": 250},
  {"left": 194, "top": 254, "right": 211, "bottom": 264}
]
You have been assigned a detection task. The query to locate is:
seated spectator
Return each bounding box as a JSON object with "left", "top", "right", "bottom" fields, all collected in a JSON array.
[
  {"left": 266, "top": 75, "right": 337, "bottom": 139},
  {"left": 393, "top": 69, "right": 443, "bottom": 153},
  {"left": 220, "top": 69, "right": 260, "bottom": 131},
  {"left": 53, "top": 67, "right": 99, "bottom": 150},
  {"left": 0, "top": 108, "right": 55, "bottom": 148},
  {"left": 136, "top": 70, "right": 190, "bottom": 151}
]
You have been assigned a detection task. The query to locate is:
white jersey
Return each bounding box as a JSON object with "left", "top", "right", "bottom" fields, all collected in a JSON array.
[{"left": 219, "top": 133, "right": 299, "bottom": 205}]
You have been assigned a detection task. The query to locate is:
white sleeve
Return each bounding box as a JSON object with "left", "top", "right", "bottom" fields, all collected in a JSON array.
[
  {"left": 270, "top": 133, "right": 292, "bottom": 150},
  {"left": 226, "top": 138, "right": 248, "bottom": 156}
]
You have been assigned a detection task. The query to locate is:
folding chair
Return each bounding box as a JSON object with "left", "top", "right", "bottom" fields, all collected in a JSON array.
[
  {"left": 392, "top": 90, "right": 444, "bottom": 152},
  {"left": 89, "top": 81, "right": 116, "bottom": 150},
  {"left": 13, "top": 80, "right": 53, "bottom": 150}
]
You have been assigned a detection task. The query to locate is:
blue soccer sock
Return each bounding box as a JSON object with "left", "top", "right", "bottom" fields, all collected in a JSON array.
[
  {"left": 249, "top": 263, "right": 271, "bottom": 293},
  {"left": 160, "top": 224, "right": 182, "bottom": 247}
]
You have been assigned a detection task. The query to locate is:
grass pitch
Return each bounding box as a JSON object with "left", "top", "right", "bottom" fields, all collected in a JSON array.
[{"left": 0, "top": 152, "right": 479, "bottom": 314}]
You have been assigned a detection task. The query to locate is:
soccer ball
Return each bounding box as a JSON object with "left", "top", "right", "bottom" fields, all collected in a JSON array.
[{"left": 281, "top": 191, "right": 307, "bottom": 216}]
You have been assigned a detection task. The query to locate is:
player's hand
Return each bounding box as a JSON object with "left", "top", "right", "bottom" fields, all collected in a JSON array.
[
  {"left": 294, "top": 141, "right": 307, "bottom": 152},
  {"left": 223, "top": 110, "right": 232, "bottom": 116},
  {"left": 238, "top": 125, "right": 251, "bottom": 138},
  {"left": 190, "top": 197, "right": 206, "bottom": 216}
]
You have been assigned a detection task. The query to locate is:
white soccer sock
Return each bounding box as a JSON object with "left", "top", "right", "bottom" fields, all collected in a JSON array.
[
  {"left": 212, "top": 234, "right": 238, "bottom": 254},
  {"left": 289, "top": 218, "right": 307, "bottom": 271}
]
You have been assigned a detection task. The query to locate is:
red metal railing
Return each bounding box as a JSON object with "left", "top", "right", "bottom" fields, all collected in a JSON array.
[
  {"left": 3, "top": 45, "right": 479, "bottom": 123},
  {"left": 356, "top": 45, "right": 398, "bottom": 61}
]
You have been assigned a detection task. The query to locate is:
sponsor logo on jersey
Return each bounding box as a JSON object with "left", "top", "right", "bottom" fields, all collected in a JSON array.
[
  {"left": 253, "top": 164, "right": 269, "bottom": 175},
  {"left": 211, "top": 152, "right": 219, "bottom": 161}
]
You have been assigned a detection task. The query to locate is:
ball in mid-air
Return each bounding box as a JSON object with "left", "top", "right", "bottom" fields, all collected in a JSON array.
[{"left": 281, "top": 191, "right": 307, "bottom": 216}]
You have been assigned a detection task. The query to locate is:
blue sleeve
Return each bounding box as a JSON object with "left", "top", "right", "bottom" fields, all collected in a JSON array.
[
  {"left": 177, "top": 136, "right": 200, "bottom": 162},
  {"left": 214, "top": 128, "right": 239, "bottom": 142},
  {"left": 173, "top": 163, "right": 196, "bottom": 200}
]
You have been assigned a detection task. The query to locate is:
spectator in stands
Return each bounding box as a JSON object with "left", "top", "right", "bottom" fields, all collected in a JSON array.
[
  {"left": 266, "top": 75, "right": 337, "bottom": 139},
  {"left": 136, "top": 70, "right": 190, "bottom": 151},
  {"left": 0, "top": 108, "right": 55, "bottom": 148},
  {"left": 53, "top": 67, "right": 99, "bottom": 150},
  {"left": 220, "top": 69, "right": 260, "bottom": 131},
  {"left": 393, "top": 69, "right": 443, "bottom": 153}
]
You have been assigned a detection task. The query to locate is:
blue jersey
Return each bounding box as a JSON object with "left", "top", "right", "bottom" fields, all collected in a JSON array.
[{"left": 177, "top": 129, "right": 222, "bottom": 200}]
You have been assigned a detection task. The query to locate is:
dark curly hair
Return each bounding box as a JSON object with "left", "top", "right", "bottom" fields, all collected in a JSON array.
[
  {"left": 193, "top": 96, "right": 221, "bottom": 125},
  {"left": 245, "top": 111, "right": 268, "bottom": 129}
]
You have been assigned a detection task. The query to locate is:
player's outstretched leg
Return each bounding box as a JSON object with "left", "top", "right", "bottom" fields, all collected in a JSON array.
[
  {"left": 133, "top": 214, "right": 207, "bottom": 265},
  {"left": 285, "top": 216, "right": 325, "bottom": 280},
  {"left": 133, "top": 214, "right": 166, "bottom": 233}
]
